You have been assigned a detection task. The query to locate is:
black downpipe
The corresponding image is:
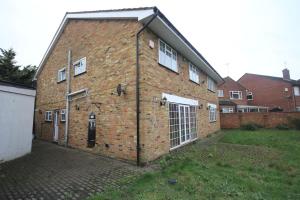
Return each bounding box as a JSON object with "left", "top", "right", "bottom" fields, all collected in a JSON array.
[{"left": 136, "top": 9, "right": 159, "bottom": 166}]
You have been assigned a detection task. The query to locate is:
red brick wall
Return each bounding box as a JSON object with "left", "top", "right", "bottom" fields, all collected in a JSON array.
[
  {"left": 220, "top": 112, "right": 300, "bottom": 129},
  {"left": 238, "top": 74, "right": 296, "bottom": 111},
  {"left": 218, "top": 77, "right": 248, "bottom": 105}
]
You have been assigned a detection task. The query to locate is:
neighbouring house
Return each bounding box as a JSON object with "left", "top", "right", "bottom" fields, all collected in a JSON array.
[
  {"left": 238, "top": 69, "right": 300, "bottom": 112},
  {"left": 0, "top": 80, "right": 36, "bottom": 163},
  {"left": 217, "top": 77, "right": 268, "bottom": 113},
  {"left": 34, "top": 7, "right": 223, "bottom": 164}
]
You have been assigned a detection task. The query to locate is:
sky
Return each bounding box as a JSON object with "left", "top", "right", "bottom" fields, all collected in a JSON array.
[{"left": 0, "top": 0, "right": 299, "bottom": 80}]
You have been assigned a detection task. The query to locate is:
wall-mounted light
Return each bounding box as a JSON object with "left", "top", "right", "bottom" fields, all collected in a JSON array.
[
  {"left": 198, "top": 104, "right": 203, "bottom": 109},
  {"left": 207, "top": 105, "right": 211, "bottom": 110},
  {"left": 75, "top": 104, "right": 80, "bottom": 110},
  {"left": 116, "top": 84, "right": 126, "bottom": 96},
  {"left": 160, "top": 97, "right": 167, "bottom": 106}
]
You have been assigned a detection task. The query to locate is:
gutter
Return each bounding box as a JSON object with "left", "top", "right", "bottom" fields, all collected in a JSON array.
[{"left": 136, "top": 8, "right": 158, "bottom": 166}]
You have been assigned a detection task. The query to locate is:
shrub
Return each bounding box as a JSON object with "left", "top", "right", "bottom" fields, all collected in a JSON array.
[
  {"left": 241, "top": 123, "right": 259, "bottom": 131},
  {"left": 276, "top": 124, "right": 289, "bottom": 130},
  {"left": 290, "top": 118, "right": 300, "bottom": 130}
]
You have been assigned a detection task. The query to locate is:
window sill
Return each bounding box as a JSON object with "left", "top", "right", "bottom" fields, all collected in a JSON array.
[
  {"left": 158, "top": 63, "right": 179, "bottom": 74},
  {"left": 45, "top": 120, "right": 52, "bottom": 123},
  {"left": 60, "top": 120, "right": 66, "bottom": 123},
  {"left": 74, "top": 71, "right": 87, "bottom": 77},
  {"left": 189, "top": 79, "right": 200, "bottom": 85},
  {"left": 209, "top": 120, "right": 217, "bottom": 123},
  {"left": 57, "top": 79, "right": 66, "bottom": 84},
  {"left": 207, "top": 89, "right": 216, "bottom": 93}
]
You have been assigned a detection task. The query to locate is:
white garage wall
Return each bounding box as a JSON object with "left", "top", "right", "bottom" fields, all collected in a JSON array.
[{"left": 0, "top": 85, "right": 36, "bottom": 162}]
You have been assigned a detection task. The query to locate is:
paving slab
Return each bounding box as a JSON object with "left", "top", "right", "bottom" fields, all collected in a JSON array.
[{"left": 0, "top": 140, "right": 139, "bottom": 200}]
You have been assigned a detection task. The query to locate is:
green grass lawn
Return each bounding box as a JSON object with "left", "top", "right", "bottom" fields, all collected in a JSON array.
[{"left": 90, "top": 129, "right": 300, "bottom": 200}]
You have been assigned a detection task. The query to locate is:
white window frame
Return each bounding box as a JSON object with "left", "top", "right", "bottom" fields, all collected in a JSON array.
[
  {"left": 217, "top": 90, "right": 224, "bottom": 97},
  {"left": 57, "top": 67, "right": 66, "bottom": 82},
  {"left": 189, "top": 63, "right": 200, "bottom": 84},
  {"left": 222, "top": 107, "right": 234, "bottom": 113},
  {"left": 229, "top": 91, "right": 243, "bottom": 100},
  {"left": 60, "top": 109, "right": 66, "bottom": 122},
  {"left": 294, "top": 86, "right": 300, "bottom": 96},
  {"left": 208, "top": 103, "right": 217, "bottom": 122},
  {"left": 169, "top": 103, "right": 197, "bottom": 150},
  {"left": 73, "top": 57, "right": 86, "bottom": 76},
  {"left": 207, "top": 77, "right": 216, "bottom": 92},
  {"left": 45, "top": 111, "right": 52, "bottom": 122},
  {"left": 158, "top": 39, "right": 178, "bottom": 72},
  {"left": 247, "top": 92, "right": 253, "bottom": 100}
]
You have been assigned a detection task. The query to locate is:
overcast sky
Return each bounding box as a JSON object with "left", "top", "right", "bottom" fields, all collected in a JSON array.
[{"left": 1, "top": 0, "right": 299, "bottom": 80}]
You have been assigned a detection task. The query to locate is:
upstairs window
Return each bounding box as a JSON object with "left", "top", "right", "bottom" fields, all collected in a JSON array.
[
  {"left": 159, "top": 40, "right": 177, "bottom": 72},
  {"left": 247, "top": 92, "right": 253, "bottom": 100},
  {"left": 45, "top": 111, "right": 52, "bottom": 122},
  {"left": 74, "top": 57, "right": 86, "bottom": 76},
  {"left": 61, "top": 109, "right": 66, "bottom": 122},
  {"left": 217, "top": 90, "right": 224, "bottom": 97},
  {"left": 189, "top": 63, "right": 199, "bottom": 83},
  {"left": 57, "top": 67, "right": 66, "bottom": 82},
  {"left": 294, "top": 86, "right": 300, "bottom": 96},
  {"left": 207, "top": 77, "right": 216, "bottom": 92},
  {"left": 230, "top": 91, "right": 243, "bottom": 99}
]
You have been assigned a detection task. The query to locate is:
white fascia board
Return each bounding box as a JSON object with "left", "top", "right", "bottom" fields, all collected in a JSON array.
[
  {"left": 67, "top": 9, "right": 154, "bottom": 21},
  {"left": 207, "top": 103, "right": 217, "bottom": 108},
  {"left": 162, "top": 93, "right": 199, "bottom": 106},
  {"left": 34, "top": 9, "right": 154, "bottom": 80},
  {"left": 147, "top": 16, "right": 222, "bottom": 84},
  {"left": 0, "top": 85, "right": 36, "bottom": 97}
]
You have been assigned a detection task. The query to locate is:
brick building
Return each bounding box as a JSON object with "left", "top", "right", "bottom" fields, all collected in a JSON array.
[
  {"left": 238, "top": 69, "right": 300, "bottom": 112},
  {"left": 34, "top": 7, "right": 223, "bottom": 164},
  {"left": 217, "top": 77, "right": 267, "bottom": 113}
]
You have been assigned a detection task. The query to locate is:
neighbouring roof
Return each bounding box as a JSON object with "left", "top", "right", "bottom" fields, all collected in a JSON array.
[
  {"left": 0, "top": 80, "right": 36, "bottom": 97},
  {"left": 219, "top": 100, "right": 237, "bottom": 106},
  {"left": 219, "top": 76, "right": 248, "bottom": 90},
  {"left": 34, "top": 7, "right": 223, "bottom": 84},
  {"left": 0, "top": 80, "right": 35, "bottom": 90},
  {"left": 238, "top": 73, "right": 300, "bottom": 86}
]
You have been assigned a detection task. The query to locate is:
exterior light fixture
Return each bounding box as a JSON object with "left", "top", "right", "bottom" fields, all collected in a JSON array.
[
  {"left": 116, "top": 84, "right": 126, "bottom": 96},
  {"left": 160, "top": 97, "right": 167, "bottom": 106},
  {"left": 198, "top": 104, "right": 203, "bottom": 109}
]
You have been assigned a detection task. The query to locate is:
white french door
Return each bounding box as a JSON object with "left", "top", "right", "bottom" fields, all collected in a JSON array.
[
  {"left": 179, "top": 105, "right": 190, "bottom": 144},
  {"left": 169, "top": 103, "right": 197, "bottom": 149}
]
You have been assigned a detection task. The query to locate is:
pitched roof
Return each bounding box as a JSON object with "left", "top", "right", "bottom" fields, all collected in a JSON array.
[
  {"left": 219, "top": 76, "right": 247, "bottom": 90},
  {"left": 238, "top": 73, "right": 300, "bottom": 86},
  {"left": 34, "top": 7, "right": 223, "bottom": 84}
]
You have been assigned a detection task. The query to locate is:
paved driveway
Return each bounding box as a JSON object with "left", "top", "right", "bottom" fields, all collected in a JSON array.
[{"left": 0, "top": 140, "right": 140, "bottom": 200}]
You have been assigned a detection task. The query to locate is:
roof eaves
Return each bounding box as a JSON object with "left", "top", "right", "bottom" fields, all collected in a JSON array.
[{"left": 156, "top": 9, "right": 223, "bottom": 83}]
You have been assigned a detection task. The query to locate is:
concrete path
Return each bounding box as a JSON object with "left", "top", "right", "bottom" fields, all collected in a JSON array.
[{"left": 0, "top": 140, "right": 139, "bottom": 200}]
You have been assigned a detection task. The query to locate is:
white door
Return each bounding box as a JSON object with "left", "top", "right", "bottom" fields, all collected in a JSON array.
[
  {"left": 179, "top": 105, "right": 190, "bottom": 144},
  {"left": 53, "top": 111, "right": 59, "bottom": 142}
]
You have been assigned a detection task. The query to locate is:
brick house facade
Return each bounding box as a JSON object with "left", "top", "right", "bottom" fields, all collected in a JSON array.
[
  {"left": 238, "top": 69, "right": 300, "bottom": 112},
  {"left": 217, "top": 77, "right": 247, "bottom": 112},
  {"left": 34, "top": 7, "right": 223, "bottom": 164},
  {"left": 217, "top": 76, "right": 268, "bottom": 113}
]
